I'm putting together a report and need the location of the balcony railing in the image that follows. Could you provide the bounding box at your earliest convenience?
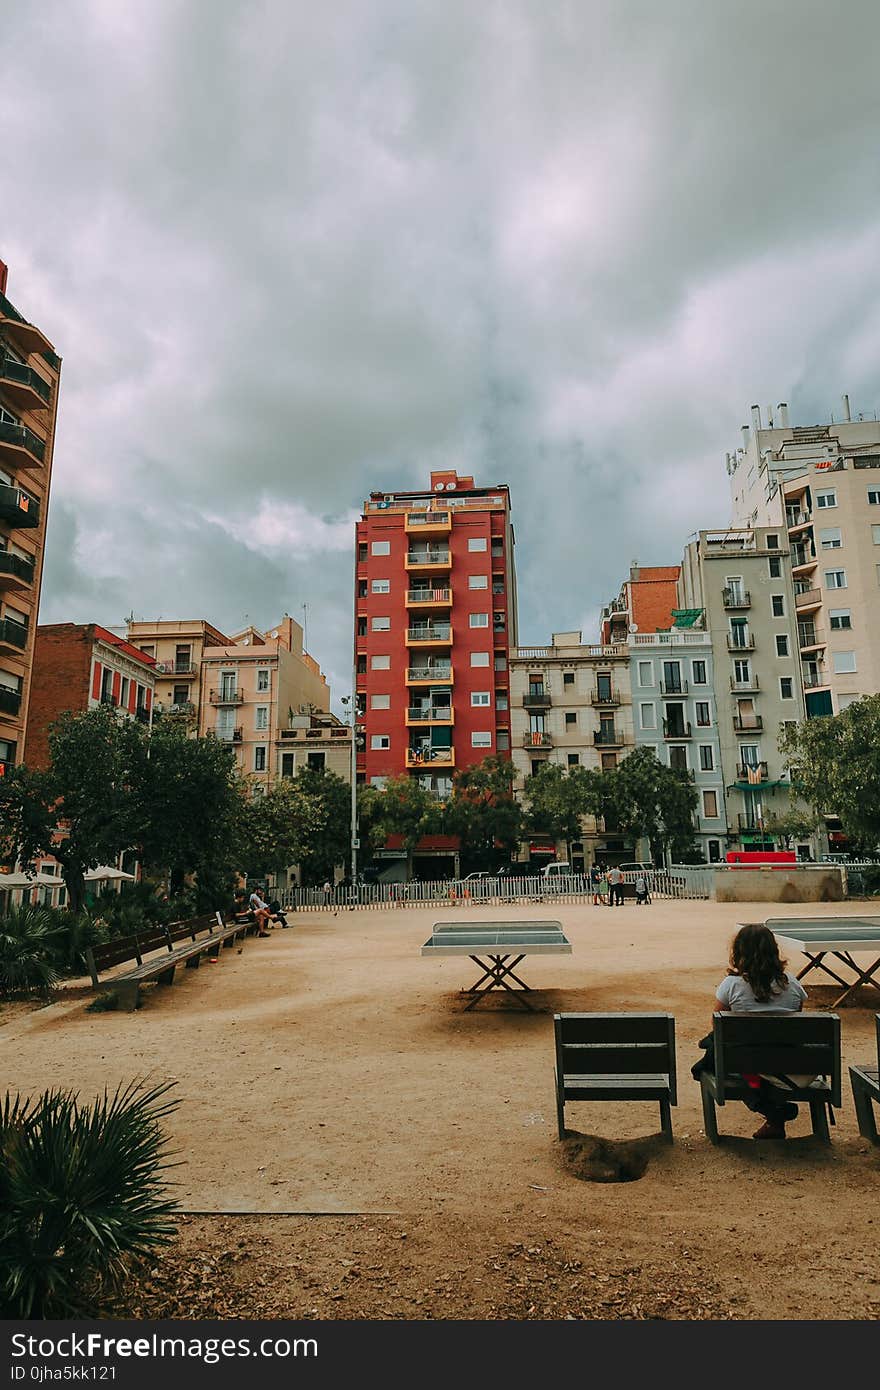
[405,548,451,568]
[407,665,452,683]
[0,358,52,412]
[591,689,620,705]
[0,684,22,715]
[0,295,55,358]
[662,720,692,740]
[733,715,764,733]
[802,671,829,689]
[523,691,551,707]
[722,588,751,609]
[726,632,755,651]
[210,687,243,704]
[737,761,769,782]
[0,617,28,650]
[216,727,243,742]
[795,587,822,609]
[407,707,453,722]
[659,679,688,695]
[786,510,812,529]
[730,675,760,692]
[0,419,46,469]
[594,728,623,746]
[406,625,452,643]
[406,746,455,767]
[134,705,151,724]
[737,813,775,832]
[791,544,816,568]
[406,587,451,605]
[798,625,825,649]
[523,732,553,748]
[0,485,39,529]
[0,551,35,587]
[404,511,451,534]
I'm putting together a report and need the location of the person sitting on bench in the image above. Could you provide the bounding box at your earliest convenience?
[693,923,813,1140]
[248,886,275,936]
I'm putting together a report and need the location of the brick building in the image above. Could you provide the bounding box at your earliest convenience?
[355,470,517,797]
[25,623,157,768]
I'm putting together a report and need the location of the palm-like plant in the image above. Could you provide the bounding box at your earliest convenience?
[0,1080,179,1317]
[0,903,64,996]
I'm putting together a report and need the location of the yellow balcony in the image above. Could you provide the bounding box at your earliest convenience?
[406,746,456,769]
[405,547,451,572]
[406,664,453,686]
[405,586,452,609]
[406,706,455,726]
[405,510,452,536]
[405,624,453,647]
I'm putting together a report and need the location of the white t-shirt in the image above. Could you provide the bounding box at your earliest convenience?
[716,971,806,1014]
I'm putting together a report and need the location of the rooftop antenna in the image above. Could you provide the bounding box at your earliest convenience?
[302,602,309,650]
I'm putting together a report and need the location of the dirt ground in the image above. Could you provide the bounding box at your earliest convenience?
[4,899,880,1321]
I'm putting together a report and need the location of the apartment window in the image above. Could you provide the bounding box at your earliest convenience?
[372,578,390,593]
[639,703,656,730]
[370,694,390,710]
[832,651,857,674]
[371,654,391,670]
[471,732,492,748]
[819,527,842,550]
[357,580,368,598]
[601,753,617,770]
[372,616,391,631]
[495,691,508,710]
[469,612,489,627]
[868,489,880,505]
[564,711,577,726]
[468,537,487,552]
[357,618,367,638]
[669,745,688,772]
[358,543,368,562]
[370,776,387,789]
[370,734,390,750]
[255,706,269,730]
[771,595,785,617]
[766,534,779,550]
[702,790,719,818]
[257,669,270,691]
[768,556,782,578]
[468,575,488,589]
[699,745,714,771]
[872,525,880,545]
[138,644,155,658]
[494,654,507,671]
[254,746,267,772]
[280,752,295,778]
[816,490,837,508]
[371,540,390,556]
[563,672,575,687]
[567,753,579,767]
[776,635,789,657]
[471,652,490,667]
[825,569,847,589]
[471,691,490,706]
[829,609,852,630]
[307,751,325,772]
[637,660,653,686]
[695,701,710,727]
[733,659,750,684]
[496,730,510,752]
[780,678,794,700]
[691,660,707,684]
[119,677,129,709]
[356,656,367,674]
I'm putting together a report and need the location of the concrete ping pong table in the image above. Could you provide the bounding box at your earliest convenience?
[420,920,572,1010]
[765,915,880,1008]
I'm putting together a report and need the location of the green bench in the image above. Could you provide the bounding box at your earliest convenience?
[85,912,249,1011]
[554,1012,677,1142]
[849,1014,880,1144]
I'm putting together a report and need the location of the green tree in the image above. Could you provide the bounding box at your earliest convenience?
[599,747,699,862]
[779,695,880,851]
[443,755,523,869]
[523,763,596,852]
[236,775,328,881]
[293,768,352,883]
[357,776,438,879]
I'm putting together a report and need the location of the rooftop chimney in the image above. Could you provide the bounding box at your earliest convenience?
[842,393,851,423]
[751,404,762,432]
[777,402,789,427]
[741,424,750,448]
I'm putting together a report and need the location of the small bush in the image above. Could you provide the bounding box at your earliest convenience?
[0,1080,179,1317]
[0,905,64,996]
[862,865,880,896]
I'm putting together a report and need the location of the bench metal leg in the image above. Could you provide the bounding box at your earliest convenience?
[116,982,139,1012]
[554,1070,565,1140]
[809,1098,831,1143]
[850,1073,879,1143]
[700,1072,720,1144]
[659,1096,673,1144]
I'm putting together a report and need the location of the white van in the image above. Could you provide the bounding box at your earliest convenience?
[541,861,572,881]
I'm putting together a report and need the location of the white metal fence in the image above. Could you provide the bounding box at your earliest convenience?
[280,866,715,911]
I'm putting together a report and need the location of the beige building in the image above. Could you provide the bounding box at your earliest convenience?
[677,528,815,853]
[727,401,880,716]
[509,632,634,868]
[198,616,330,789]
[275,710,353,783]
[0,264,61,777]
[126,619,233,723]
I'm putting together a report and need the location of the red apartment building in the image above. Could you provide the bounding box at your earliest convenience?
[24,623,157,769]
[356,471,518,797]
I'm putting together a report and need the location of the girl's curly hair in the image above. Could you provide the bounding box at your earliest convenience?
[729,923,789,1002]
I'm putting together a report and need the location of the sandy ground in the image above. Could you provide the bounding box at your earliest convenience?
[3,899,880,1321]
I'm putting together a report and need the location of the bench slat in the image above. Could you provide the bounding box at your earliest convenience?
[556,1013,673,1044]
[560,1043,672,1074]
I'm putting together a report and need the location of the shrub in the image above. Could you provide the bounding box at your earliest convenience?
[0,1080,179,1317]
[0,905,64,996]
[55,909,110,976]
[861,865,880,896]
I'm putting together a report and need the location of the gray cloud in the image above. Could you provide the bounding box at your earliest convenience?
[3,0,880,704]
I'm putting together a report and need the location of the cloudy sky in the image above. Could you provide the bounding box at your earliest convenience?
[3,1,880,705]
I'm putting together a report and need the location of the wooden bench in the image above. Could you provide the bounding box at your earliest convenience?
[554,1012,677,1142]
[849,1013,880,1144]
[699,1012,841,1144]
[84,911,249,1011]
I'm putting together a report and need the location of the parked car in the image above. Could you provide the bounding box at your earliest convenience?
[618,862,654,875]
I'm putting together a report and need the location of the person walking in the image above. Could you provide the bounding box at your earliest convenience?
[590,863,602,906]
[607,864,624,906]
[598,866,609,906]
[323,879,338,917]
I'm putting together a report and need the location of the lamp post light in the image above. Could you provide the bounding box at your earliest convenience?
[340,694,359,891]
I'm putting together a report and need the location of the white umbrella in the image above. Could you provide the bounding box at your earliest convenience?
[0,871,64,888]
[84,865,137,882]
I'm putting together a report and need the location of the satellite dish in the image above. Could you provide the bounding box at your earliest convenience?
[434,482,444,491]
[629,623,639,633]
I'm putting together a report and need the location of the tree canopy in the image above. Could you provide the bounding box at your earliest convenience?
[442,754,522,869]
[779,695,880,851]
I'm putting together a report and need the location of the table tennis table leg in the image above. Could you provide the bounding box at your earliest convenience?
[463,954,534,1010]
[796,951,852,990]
[830,953,880,1009]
